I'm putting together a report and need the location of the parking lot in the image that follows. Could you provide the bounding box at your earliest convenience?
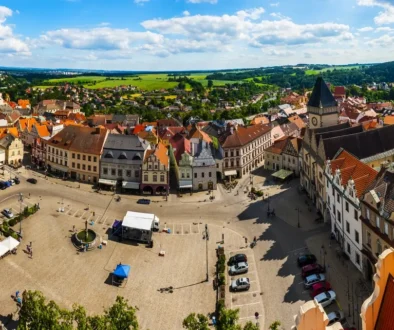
[227,249,264,328]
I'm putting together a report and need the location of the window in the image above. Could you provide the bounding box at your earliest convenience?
[59,151,62,157]
[194,173,197,179]
[135,170,139,178]
[153,174,157,182]
[384,222,389,235]
[118,169,122,177]
[72,153,75,159]
[209,172,212,178]
[160,175,165,182]
[225,152,228,157]
[88,156,91,162]
[82,164,86,170]
[327,180,329,188]
[125,170,131,177]
[355,230,360,244]
[376,216,380,229]
[337,193,340,203]
[345,202,349,212]
[111,169,116,176]
[327,196,330,205]
[346,221,350,233]
[366,208,370,220]
[144,174,148,182]
[367,231,371,246]
[202,172,205,178]
[354,209,358,220]
[377,239,382,254]
[187,173,190,178]
[148,164,152,170]
[72,162,75,168]
[332,187,335,196]
[77,154,80,160]
[88,165,91,171]
[337,211,341,223]
[93,166,97,172]
[77,163,80,169]
[356,253,360,265]
[103,168,108,175]
[82,155,86,161]
[64,161,67,167]
[94,157,97,162]
[347,243,351,254]
[181,172,185,178]
[154,164,158,169]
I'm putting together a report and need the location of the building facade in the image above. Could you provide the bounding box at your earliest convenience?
[99,134,149,191]
[325,151,377,272]
[220,123,271,179]
[0,134,23,167]
[192,141,217,191]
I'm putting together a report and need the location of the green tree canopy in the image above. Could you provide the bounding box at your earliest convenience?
[182,313,210,330]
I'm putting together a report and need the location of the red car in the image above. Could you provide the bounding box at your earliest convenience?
[310,281,332,298]
[302,263,325,278]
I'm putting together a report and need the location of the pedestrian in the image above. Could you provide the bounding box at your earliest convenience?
[253,236,257,243]
[30,250,33,259]
[72,225,75,232]
[15,290,19,299]
[28,193,31,198]
[29,241,32,248]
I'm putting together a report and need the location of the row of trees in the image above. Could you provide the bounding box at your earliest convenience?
[16,290,281,330]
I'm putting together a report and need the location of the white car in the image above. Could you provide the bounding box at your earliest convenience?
[2,209,14,218]
[229,262,249,275]
[314,290,336,307]
[327,311,345,326]
[304,273,326,288]
[231,277,250,292]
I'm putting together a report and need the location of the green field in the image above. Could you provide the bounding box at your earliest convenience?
[305,65,361,75]
[40,73,239,91]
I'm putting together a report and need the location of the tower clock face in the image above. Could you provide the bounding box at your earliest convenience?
[312,117,318,126]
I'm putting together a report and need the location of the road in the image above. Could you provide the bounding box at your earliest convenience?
[0,166,348,329]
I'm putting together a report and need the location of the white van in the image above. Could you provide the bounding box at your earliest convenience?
[153,216,160,231]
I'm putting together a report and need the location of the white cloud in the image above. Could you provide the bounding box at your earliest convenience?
[375,26,393,31]
[0,6,30,55]
[270,12,290,20]
[358,26,374,32]
[183,10,190,16]
[236,7,265,20]
[134,0,150,4]
[270,2,280,7]
[357,0,394,24]
[187,0,218,4]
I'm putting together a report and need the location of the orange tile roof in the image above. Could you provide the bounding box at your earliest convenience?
[188,126,212,144]
[154,142,169,167]
[265,136,289,154]
[142,121,157,127]
[330,150,378,198]
[35,124,50,138]
[251,116,269,125]
[288,115,306,130]
[19,118,38,132]
[384,116,394,126]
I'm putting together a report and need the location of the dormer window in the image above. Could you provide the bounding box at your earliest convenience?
[118,152,127,160]
[132,153,142,160]
[104,152,113,158]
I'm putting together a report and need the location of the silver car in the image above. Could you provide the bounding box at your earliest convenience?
[229,262,249,275]
[327,311,345,326]
[304,273,326,289]
[2,209,14,218]
[314,290,336,307]
[231,277,250,292]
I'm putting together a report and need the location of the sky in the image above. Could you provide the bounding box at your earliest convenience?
[1,0,394,70]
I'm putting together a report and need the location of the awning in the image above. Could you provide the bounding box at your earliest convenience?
[49,163,68,172]
[224,170,237,176]
[179,180,193,189]
[122,181,140,189]
[0,236,20,258]
[272,169,293,180]
[99,178,117,186]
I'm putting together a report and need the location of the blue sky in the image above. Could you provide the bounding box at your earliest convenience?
[1,0,394,70]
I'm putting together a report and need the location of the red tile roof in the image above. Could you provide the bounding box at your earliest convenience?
[334,86,346,96]
[330,150,378,198]
[265,136,289,154]
[220,124,271,148]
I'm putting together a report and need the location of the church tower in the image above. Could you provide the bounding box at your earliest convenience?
[308,77,338,128]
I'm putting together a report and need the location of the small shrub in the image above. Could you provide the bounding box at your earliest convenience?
[10,232,19,240]
[218,273,226,286]
[8,219,17,226]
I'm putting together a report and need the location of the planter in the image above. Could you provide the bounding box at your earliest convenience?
[219,285,226,300]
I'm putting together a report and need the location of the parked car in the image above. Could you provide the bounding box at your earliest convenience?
[229,254,247,265]
[0,182,7,190]
[310,281,332,298]
[231,277,250,292]
[229,262,249,275]
[27,178,37,184]
[327,311,345,326]
[302,263,325,278]
[297,254,317,267]
[9,179,15,186]
[2,209,14,218]
[304,273,326,289]
[14,177,20,184]
[137,199,150,205]
[313,290,336,307]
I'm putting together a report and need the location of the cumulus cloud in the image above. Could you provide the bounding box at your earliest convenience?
[357,0,394,24]
[0,6,30,55]
[187,0,218,4]
[358,26,374,32]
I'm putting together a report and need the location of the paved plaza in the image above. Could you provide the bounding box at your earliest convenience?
[0,166,372,329]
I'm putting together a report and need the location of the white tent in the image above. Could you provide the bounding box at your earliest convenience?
[122,211,155,231]
[0,236,20,258]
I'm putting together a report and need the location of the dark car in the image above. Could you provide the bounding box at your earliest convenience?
[27,178,37,184]
[14,177,20,184]
[302,263,325,278]
[0,182,7,190]
[297,254,317,267]
[229,254,248,265]
[137,199,151,205]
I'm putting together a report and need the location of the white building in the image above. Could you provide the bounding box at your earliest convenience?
[325,150,378,272]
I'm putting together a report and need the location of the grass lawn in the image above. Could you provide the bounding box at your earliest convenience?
[44,76,107,83]
[305,70,320,75]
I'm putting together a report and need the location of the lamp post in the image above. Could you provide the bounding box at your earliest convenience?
[320,244,326,269]
[18,193,23,235]
[295,207,301,228]
[205,224,209,282]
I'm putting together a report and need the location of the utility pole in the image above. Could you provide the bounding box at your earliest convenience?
[205,224,209,282]
[18,193,23,235]
[295,207,301,228]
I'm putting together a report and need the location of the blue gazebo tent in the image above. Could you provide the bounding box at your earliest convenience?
[112,263,131,286]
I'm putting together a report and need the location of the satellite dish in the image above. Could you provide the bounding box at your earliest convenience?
[167,113,172,118]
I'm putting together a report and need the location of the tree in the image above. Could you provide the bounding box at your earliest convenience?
[207,80,214,89]
[217,306,241,330]
[18,291,139,330]
[269,321,281,330]
[243,322,259,330]
[182,313,210,330]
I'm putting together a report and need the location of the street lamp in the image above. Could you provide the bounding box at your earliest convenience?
[18,193,23,235]
[320,244,326,269]
[295,207,301,228]
[205,224,209,282]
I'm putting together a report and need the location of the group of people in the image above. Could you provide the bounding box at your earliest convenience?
[26,242,33,258]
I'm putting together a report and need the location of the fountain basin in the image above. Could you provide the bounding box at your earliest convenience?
[73,229,98,250]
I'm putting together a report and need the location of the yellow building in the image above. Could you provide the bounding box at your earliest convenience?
[0,134,23,167]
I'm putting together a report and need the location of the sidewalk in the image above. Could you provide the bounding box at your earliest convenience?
[306,232,373,328]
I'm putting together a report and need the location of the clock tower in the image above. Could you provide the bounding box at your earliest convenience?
[308,77,338,129]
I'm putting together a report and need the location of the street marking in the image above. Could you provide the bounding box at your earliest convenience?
[232,290,260,296]
[73,210,78,217]
[232,301,261,308]
[239,316,259,321]
[287,246,308,254]
[298,281,304,285]
[336,299,342,310]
